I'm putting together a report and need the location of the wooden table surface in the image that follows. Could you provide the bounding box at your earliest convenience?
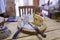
[4,17,60,40]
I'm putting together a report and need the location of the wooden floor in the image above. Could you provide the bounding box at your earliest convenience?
[4,17,60,40]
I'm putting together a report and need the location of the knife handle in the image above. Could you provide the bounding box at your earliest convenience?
[34,27,46,38]
[12,27,22,39]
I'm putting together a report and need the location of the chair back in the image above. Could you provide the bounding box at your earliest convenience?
[19,6,36,17]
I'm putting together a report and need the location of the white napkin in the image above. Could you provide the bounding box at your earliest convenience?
[21,22,34,30]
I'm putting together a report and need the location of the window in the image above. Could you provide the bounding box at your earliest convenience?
[0,0,6,13]
[15,0,33,16]
[23,0,33,6]
[39,0,45,6]
[45,0,48,4]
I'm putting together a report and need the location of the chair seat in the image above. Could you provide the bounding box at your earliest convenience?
[7,16,18,22]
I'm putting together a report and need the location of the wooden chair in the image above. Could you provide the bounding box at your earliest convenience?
[19,6,40,17]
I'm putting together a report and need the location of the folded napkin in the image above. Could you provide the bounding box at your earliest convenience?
[21,22,34,30]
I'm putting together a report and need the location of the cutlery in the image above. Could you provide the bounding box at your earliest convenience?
[12,27,22,39]
[28,22,46,38]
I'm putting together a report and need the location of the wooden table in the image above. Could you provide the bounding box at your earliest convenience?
[4,17,60,40]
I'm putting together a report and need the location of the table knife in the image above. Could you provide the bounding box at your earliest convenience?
[28,22,46,38]
[12,27,22,39]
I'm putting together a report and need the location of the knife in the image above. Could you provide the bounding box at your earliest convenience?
[12,27,22,39]
[28,22,46,38]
